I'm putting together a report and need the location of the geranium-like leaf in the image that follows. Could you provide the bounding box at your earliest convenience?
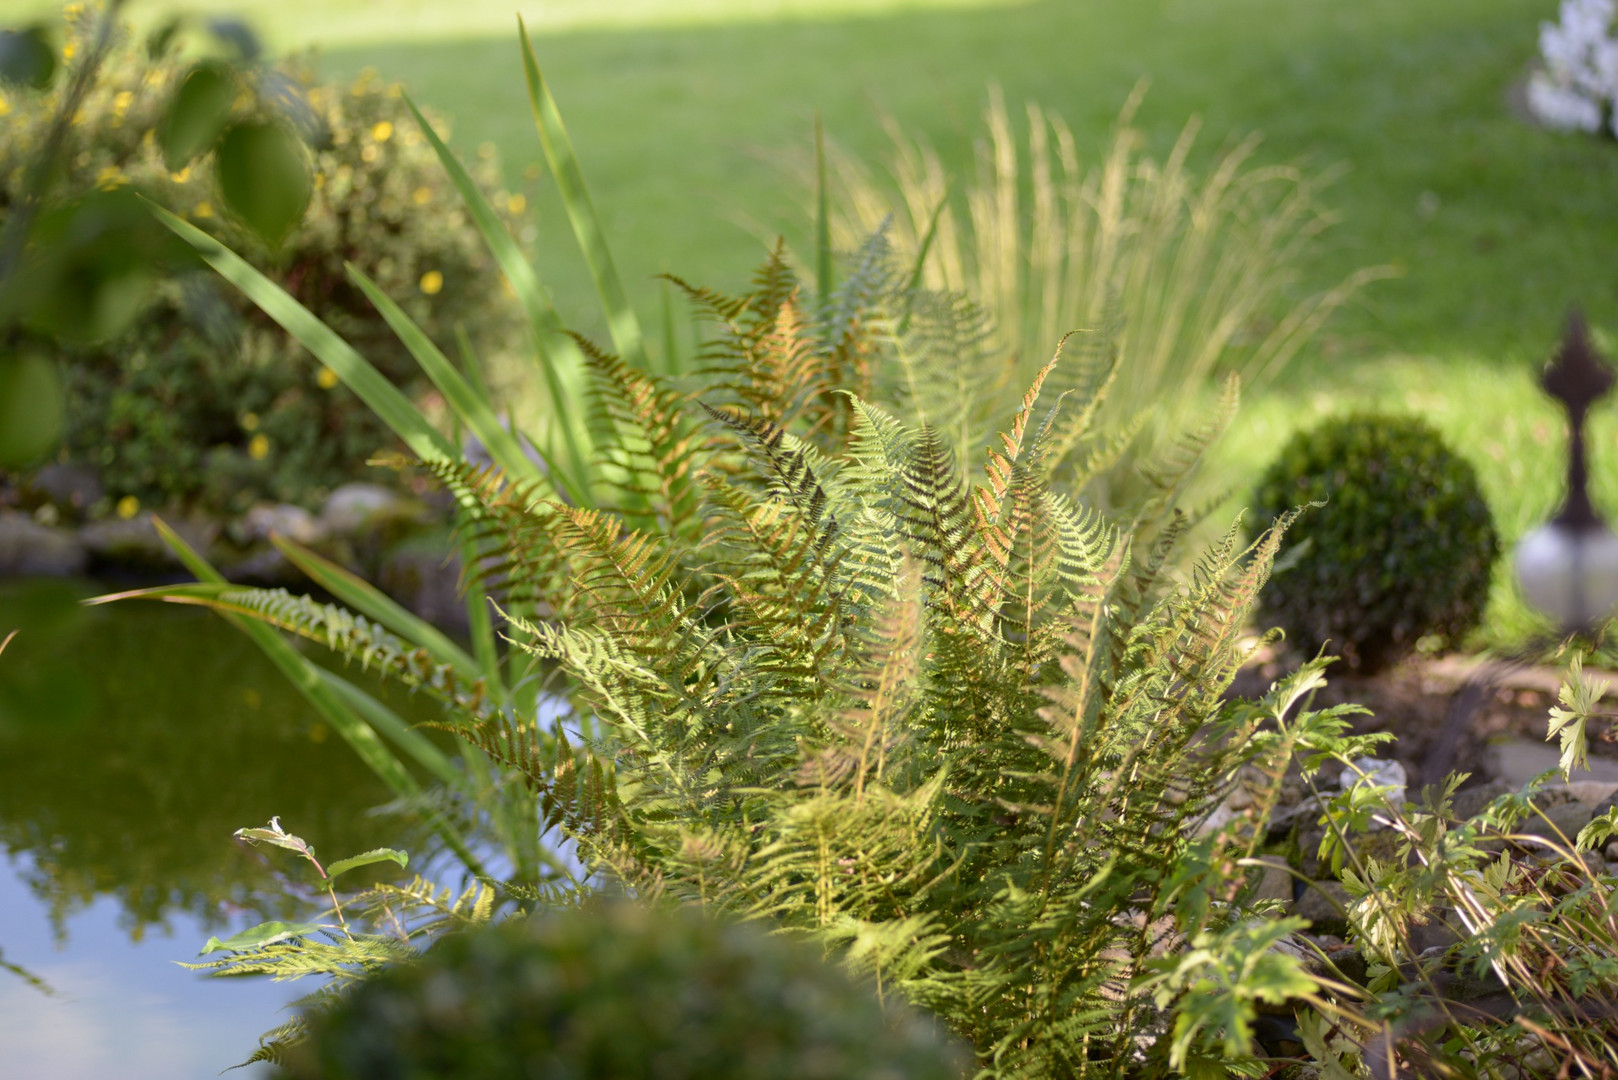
[199,920,323,955]
[325,848,409,882]
[215,120,311,246]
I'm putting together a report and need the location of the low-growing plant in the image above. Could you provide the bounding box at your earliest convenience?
[0,3,518,514]
[1251,411,1500,673]
[1279,654,1618,1078]
[285,899,971,1080]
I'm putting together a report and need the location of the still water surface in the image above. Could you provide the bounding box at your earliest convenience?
[0,578,438,1077]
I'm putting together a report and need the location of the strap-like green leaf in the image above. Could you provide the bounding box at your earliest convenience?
[402,95,594,501]
[518,17,648,373]
[149,205,457,466]
[346,263,573,501]
[814,111,833,303]
[131,517,487,878]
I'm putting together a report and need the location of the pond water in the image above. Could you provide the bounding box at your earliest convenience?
[0,578,440,1077]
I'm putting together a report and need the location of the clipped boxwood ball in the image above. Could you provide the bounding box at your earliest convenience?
[1251,412,1499,673]
[287,901,970,1080]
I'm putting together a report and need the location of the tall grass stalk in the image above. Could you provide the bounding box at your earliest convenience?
[827,86,1391,432]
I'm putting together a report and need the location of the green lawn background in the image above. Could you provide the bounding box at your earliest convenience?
[6,0,1616,644]
[6,0,1609,364]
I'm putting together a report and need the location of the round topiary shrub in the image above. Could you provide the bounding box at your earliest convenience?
[287,901,971,1080]
[1251,411,1499,674]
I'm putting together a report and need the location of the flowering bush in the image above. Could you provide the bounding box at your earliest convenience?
[0,6,521,515]
[1527,0,1618,137]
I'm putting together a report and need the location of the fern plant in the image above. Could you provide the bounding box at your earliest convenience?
[144,249,1368,1072]
[100,23,1385,1073]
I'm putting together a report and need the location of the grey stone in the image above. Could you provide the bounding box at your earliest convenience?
[321,483,422,537]
[1489,736,1618,785]
[1408,910,1463,953]
[1294,881,1352,938]
[0,511,87,576]
[1340,756,1407,810]
[1564,780,1618,809]
[240,503,324,546]
[80,513,216,569]
[1450,780,1512,821]
[1246,857,1295,906]
[378,546,468,632]
[1517,799,1594,844]
[28,464,103,516]
[216,544,299,586]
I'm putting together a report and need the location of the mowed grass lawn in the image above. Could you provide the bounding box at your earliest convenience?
[7,0,1617,645]
[5,0,1604,364]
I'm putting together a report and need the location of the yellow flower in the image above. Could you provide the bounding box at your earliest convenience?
[412,186,431,205]
[240,411,260,431]
[112,90,133,114]
[194,201,214,218]
[313,172,325,190]
[370,120,393,142]
[477,141,496,160]
[0,93,11,118]
[419,270,444,296]
[506,193,526,215]
[115,495,139,519]
[62,42,76,61]
[317,367,340,389]
[96,165,125,189]
[361,144,378,163]
[248,433,271,460]
[170,165,191,183]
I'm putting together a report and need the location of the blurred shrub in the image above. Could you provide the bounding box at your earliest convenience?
[1251,411,1499,673]
[288,900,970,1080]
[0,5,519,514]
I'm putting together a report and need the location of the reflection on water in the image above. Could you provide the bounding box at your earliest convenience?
[0,578,437,1074]
[0,856,294,1079]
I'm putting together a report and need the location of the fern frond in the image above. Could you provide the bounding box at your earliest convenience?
[207,588,494,721]
[571,330,705,535]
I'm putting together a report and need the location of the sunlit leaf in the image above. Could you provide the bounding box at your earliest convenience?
[200,920,324,955]
[215,120,311,246]
[325,848,409,882]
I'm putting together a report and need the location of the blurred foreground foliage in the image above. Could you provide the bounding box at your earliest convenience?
[0,2,519,513]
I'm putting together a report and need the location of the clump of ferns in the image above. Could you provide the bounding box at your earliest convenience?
[431,342,1353,1073]
[178,242,1358,1074]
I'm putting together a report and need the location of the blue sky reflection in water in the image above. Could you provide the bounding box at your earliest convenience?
[0,854,288,1079]
[0,579,453,1074]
